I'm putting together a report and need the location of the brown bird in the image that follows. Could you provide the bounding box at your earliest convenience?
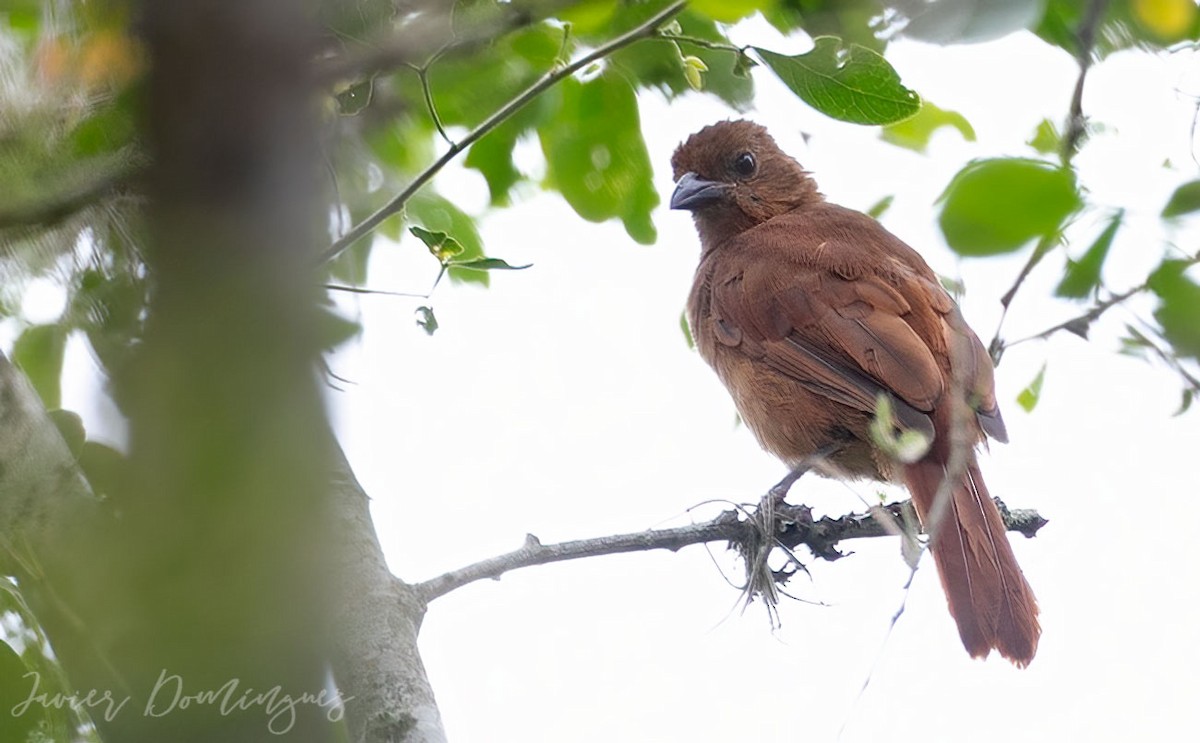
[671,120,1039,666]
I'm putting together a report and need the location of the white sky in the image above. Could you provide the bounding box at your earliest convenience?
[49,17,1200,743]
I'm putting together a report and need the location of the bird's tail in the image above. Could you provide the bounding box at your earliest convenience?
[903,457,1040,666]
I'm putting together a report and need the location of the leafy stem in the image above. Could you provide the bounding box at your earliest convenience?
[317,0,689,266]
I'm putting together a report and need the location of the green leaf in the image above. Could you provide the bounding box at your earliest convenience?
[688,0,773,23]
[557,0,620,34]
[319,0,395,47]
[409,226,464,263]
[1027,118,1061,155]
[48,409,86,457]
[680,309,695,350]
[1016,363,1047,412]
[866,194,894,219]
[1118,323,1154,359]
[407,192,488,286]
[1162,180,1200,218]
[71,91,137,157]
[880,100,975,152]
[0,640,44,743]
[422,23,565,129]
[1176,388,1195,416]
[754,39,921,125]
[415,306,438,335]
[537,73,659,244]
[447,257,532,272]
[938,158,1081,256]
[335,79,374,116]
[1055,210,1122,299]
[79,440,127,499]
[463,105,550,206]
[732,51,758,78]
[1148,260,1200,359]
[869,393,931,463]
[682,55,709,91]
[12,324,68,409]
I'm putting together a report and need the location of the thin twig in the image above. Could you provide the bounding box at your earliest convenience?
[413,62,454,146]
[317,0,688,266]
[990,229,1059,363]
[656,33,747,55]
[1005,282,1145,348]
[414,498,1046,602]
[323,283,433,299]
[1005,250,1200,350]
[991,0,1109,361]
[1132,318,1200,393]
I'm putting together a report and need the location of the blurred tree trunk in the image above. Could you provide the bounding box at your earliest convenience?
[103,0,335,740]
[0,1,448,740]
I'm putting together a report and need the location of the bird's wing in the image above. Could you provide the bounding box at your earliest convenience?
[707,225,947,437]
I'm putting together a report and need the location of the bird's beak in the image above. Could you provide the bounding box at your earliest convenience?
[670,172,729,211]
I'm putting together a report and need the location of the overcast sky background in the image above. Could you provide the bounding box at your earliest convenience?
[46,14,1200,743]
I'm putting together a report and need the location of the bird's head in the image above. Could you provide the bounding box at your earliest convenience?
[670,120,821,247]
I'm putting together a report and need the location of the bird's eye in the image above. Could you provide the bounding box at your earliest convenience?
[733,152,756,177]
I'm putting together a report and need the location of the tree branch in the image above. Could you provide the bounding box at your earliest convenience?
[415,497,1047,602]
[316,0,688,266]
[328,443,445,743]
[1062,0,1110,160]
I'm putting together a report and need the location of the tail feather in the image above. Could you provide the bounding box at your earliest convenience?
[903,458,1040,666]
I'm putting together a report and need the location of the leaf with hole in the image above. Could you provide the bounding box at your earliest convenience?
[409,226,464,264]
[754,39,921,125]
[407,192,488,286]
